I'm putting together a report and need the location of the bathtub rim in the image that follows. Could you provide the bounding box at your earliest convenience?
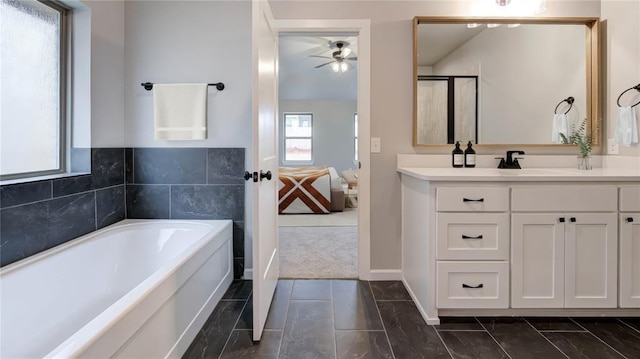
[0,219,233,359]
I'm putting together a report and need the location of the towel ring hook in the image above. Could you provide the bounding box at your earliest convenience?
[617,84,640,108]
[554,96,574,115]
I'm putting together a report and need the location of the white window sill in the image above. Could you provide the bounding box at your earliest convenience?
[282,161,314,166]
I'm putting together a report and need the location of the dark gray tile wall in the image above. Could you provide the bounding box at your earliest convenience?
[125,147,245,278]
[0,148,126,267]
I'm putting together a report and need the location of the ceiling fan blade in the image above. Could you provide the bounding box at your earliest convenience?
[345,56,358,61]
[308,55,333,59]
[314,61,336,68]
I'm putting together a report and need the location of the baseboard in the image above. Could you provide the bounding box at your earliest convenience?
[402,276,440,325]
[244,268,401,281]
[243,268,253,280]
[368,269,402,281]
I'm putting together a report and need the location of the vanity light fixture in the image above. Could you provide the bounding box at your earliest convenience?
[487,23,501,28]
[496,0,511,5]
[467,23,482,28]
[507,23,521,28]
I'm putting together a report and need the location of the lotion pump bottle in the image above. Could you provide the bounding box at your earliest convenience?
[452,141,464,168]
[464,141,476,168]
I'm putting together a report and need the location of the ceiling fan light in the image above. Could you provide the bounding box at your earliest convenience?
[340,62,348,72]
[332,62,340,72]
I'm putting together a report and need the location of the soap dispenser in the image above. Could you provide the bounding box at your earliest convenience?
[464,141,476,168]
[452,141,464,168]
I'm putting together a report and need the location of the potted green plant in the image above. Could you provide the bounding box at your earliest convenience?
[560,118,593,170]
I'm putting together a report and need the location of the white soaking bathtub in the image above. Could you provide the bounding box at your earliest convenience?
[0,219,233,359]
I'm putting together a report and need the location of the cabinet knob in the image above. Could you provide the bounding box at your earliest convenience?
[570,217,576,223]
[627,217,634,223]
[462,283,484,289]
[559,217,565,223]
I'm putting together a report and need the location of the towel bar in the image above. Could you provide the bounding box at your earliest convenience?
[141,82,225,91]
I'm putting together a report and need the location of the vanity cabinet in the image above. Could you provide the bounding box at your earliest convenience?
[511,213,618,308]
[619,186,640,308]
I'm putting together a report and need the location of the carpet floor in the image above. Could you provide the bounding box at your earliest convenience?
[279,226,358,279]
[278,208,357,227]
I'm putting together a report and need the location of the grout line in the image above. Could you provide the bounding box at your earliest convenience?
[476,317,514,359]
[617,318,640,334]
[276,280,295,358]
[368,281,397,359]
[432,326,455,359]
[569,318,630,359]
[1,183,123,210]
[124,148,128,219]
[522,317,570,359]
[374,299,416,302]
[333,329,387,332]
[169,185,172,219]
[218,294,251,359]
[435,329,488,332]
[94,190,98,229]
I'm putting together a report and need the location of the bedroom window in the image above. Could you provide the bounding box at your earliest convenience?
[284,113,313,162]
[1,0,68,180]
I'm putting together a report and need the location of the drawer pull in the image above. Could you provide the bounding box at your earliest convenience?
[626,217,634,223]
[463,198,484,203]
[462,234,483,240]
[462,283,484,289]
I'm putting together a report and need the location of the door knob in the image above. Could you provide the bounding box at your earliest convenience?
[260,170,272,181]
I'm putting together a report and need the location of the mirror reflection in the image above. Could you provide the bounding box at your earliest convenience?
[415,20,591,145]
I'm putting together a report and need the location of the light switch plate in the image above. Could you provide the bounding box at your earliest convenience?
[607,138,619,155]
[371,137,381,153]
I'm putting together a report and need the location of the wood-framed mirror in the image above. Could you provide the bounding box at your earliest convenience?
[413,17,600,147]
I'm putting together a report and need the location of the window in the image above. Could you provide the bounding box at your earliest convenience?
[1,0,68,180]
[354,113,358,162]
[283,113,313,162]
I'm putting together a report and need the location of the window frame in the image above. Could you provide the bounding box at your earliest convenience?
[354,113,358,163]
[282,112,314,164]
[0,0,69,181]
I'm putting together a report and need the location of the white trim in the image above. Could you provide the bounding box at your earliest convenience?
[369,269,402,281]
[439,309,640,317]
[403,276,441,325]
[273,19,372,280]
[243,268,253,280]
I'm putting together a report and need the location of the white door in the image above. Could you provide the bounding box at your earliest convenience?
[620,214,640,308]
[564,213,617,308]
[511,214,565,308]
[251,0,279,342]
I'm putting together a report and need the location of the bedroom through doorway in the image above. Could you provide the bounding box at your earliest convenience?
[277,33,359,279]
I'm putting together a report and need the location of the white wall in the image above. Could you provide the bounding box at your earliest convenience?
[270,0,601,270]
[433,25,586,144]
[124,0,253,150]
[87,0,125,147]
[602,0,640,157]
[279,100,357,174]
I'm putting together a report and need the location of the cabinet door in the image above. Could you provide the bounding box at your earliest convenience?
[512,214,565,308]
[620,214,640,308]
[565,214,617,308]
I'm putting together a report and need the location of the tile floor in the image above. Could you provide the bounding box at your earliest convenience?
[183,280,640,359]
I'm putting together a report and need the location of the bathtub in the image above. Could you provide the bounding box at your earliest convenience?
[0,219,233,358]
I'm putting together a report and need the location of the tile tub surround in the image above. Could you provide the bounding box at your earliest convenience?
[0,148,126,267]
[185,279,640,359]
[125,147,246,278]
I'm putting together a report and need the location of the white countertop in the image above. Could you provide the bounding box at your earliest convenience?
[397,167,640,182]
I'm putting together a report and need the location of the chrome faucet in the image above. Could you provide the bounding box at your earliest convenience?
[497,150,525,169]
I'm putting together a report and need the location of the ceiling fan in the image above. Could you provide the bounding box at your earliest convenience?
[309,41,358,72]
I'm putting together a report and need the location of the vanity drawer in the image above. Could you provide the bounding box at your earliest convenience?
[437,213,509,260]
[437,187,509,212]
[511,186,617,212]
[620,186,640,212]
[437,261,509,309]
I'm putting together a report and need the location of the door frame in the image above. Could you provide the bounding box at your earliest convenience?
[273,19,372,280]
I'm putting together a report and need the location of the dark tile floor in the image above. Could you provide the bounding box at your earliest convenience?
[183,280,640,359]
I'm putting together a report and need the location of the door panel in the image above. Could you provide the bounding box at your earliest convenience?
[511,214,564,308]
[564,214,617,308]
[620,214,640,308]
[252,0,278,342]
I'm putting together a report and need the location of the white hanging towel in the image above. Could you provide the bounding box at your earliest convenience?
[153,83,208,140]
[613,106,639,147]
[551,113,570,143]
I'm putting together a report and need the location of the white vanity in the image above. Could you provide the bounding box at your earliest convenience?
[398,164,640,325]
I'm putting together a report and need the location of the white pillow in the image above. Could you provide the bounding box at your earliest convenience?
[328,167,342,191]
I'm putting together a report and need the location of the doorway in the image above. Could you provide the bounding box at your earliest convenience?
[276,34,359,278]
[276,20,370,279]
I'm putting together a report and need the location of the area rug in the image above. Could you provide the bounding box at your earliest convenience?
[278,208,357,227]
[279,226,358,278]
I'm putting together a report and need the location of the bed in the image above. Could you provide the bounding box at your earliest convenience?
[278,166,344,214]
